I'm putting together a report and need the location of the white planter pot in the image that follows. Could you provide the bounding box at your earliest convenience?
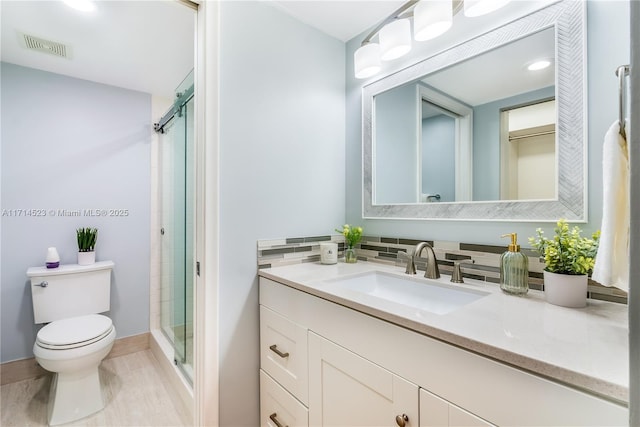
[77,251,96,266]
[543,270,588,308]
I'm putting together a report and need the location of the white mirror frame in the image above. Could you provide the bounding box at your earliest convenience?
[363,0,586,222]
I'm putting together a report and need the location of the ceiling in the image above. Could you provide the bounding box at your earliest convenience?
[271,1,405,42]
[0,0,399,99]
[1,1,196,99]
[0,1,553,102]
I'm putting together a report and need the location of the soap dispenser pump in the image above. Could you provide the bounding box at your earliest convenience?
[500,233,529,295]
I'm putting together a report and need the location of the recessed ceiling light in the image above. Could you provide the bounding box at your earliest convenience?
[63,0,96,12]
[527,60,551,71]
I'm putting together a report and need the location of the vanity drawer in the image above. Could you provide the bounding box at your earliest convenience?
[260,305,308,404]
[260,370,308,427]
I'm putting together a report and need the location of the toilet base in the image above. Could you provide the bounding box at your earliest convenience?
[48,367,104,426]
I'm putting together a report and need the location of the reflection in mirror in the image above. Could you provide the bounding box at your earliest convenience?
[374,27,555,204]
[363,0,586,221]
[419,85,473,203]
[500,99,556,200]
[422,101,456,203]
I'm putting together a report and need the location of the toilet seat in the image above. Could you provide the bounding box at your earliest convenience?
[37,314,113,350]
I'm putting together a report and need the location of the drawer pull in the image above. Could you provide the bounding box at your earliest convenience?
[269,412,288,427]
[269,344,290,358]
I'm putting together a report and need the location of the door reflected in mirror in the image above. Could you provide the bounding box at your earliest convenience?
[422,102,456,203]
[373,27,556,204]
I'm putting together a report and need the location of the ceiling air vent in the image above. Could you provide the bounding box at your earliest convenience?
[22,34,68,59]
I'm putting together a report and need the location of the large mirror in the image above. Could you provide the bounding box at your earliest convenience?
[363,0,586,221]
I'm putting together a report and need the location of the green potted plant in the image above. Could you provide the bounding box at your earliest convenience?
[335,224,363,263]
[529,219,599,308]
[76,227,98,265]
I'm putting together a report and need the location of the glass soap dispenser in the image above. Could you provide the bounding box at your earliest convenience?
[500,233,529,295]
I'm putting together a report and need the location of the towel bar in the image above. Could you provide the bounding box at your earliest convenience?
[616,64,630,139]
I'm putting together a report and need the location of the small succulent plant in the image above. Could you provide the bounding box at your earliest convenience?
[529,219,599,275]
[76,227,98,252]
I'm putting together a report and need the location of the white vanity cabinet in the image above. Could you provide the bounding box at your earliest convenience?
[307,331,489,427]
[259,276,627,427]
[260,306,308,404]
[260,370,308,427]
[309,332,419,426]
[420,389,493,427]
[260,305,309,426]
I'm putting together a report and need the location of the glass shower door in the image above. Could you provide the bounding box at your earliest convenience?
[160,72,194,383]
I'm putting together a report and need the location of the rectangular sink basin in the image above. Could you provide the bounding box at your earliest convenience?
[323,271,488,315]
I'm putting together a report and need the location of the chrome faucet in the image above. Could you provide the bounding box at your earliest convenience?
[401,242,440,279]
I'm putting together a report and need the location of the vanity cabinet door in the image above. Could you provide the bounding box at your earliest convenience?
[261,370,308,427]
[420,389,493,427]
[260,305,308,404]
[308,332,418,427]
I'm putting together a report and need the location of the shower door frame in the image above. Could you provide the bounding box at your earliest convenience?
[191,1,220,426]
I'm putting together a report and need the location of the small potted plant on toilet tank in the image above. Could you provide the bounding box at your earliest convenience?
[77,227,98,265]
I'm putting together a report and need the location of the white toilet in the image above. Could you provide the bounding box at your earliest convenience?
[27,260,116,426]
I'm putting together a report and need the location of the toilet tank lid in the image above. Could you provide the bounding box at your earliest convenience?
[27,260,114,277]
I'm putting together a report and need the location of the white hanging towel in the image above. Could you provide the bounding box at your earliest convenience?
[592,120,629,291]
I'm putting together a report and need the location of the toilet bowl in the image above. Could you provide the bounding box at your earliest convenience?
[34,314,116,426]
[27,260,116,426]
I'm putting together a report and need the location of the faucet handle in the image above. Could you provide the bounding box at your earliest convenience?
[450,260,475,283]
[397,251,416,275]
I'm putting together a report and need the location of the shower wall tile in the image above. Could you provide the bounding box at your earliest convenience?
[257,233,627,305]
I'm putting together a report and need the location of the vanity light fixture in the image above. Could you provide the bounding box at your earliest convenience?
[379,18,412,60]
[463,0,510,17]
[354,0,510,79]
[414,0,453,41]
[527,59,552,71]
[355,43,382,79]
[63,0,96,12]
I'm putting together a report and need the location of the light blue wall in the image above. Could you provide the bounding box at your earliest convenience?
[473,85,555,200]
[0,63,151,362]
[375,84,418,203]
[218,3,345,425]
[346,0,629,244]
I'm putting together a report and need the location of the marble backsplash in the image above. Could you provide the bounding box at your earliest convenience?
[257,234,627,305]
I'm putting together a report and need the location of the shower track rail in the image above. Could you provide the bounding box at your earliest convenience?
[154,84,194,134]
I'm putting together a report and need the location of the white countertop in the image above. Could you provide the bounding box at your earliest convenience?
[259,260,629,404]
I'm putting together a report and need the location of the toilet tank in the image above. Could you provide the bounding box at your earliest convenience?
[27,260,114,324]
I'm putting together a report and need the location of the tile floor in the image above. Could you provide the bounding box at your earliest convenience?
[0,350,192,427]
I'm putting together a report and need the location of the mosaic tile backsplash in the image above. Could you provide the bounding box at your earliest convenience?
[257,234,627,305]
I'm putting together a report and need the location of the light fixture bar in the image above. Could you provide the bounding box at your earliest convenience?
[360,0,464,46]
[360,0,419,45]
[355,0,507,79]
